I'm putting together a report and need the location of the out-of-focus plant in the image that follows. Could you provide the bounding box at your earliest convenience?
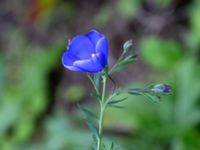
[0,29,64,150]
[20,110,91,150]
[140,37,182,70]
[116,0,142,17]
[62,30,171,150]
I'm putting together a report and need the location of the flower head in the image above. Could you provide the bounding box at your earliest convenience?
[152,84,171,95]
[62,30,109,73]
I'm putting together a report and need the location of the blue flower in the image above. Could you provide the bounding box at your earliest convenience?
[62,30,109,73]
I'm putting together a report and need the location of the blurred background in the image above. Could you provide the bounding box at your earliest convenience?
[0,0,200,150]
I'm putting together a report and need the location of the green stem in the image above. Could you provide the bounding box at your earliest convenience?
[97,75,107,150]
[88,74,100,96]
[108,51,125,74]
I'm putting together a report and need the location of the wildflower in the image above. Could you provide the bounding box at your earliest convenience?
[62,30,108,73]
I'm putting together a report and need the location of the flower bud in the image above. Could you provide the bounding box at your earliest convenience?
[123,40,133,53]
[152,84,171,94]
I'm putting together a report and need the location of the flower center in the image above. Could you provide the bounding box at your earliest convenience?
[91,53,96,58]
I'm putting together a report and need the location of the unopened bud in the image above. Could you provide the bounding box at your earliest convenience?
[123,40,133,53]
[152,84,171,94]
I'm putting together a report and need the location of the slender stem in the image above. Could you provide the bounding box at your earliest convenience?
[109,51,125,74]
[88,74,100,96]
[97,75,107,150]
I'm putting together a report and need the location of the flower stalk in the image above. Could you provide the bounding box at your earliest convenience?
[97,75,107,150]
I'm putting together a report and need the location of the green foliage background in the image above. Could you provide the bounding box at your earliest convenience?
[0,0,200,150]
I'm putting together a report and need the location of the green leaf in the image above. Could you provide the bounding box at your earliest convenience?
[142,93,160,103]
[155,0,171,8]
[128,88,144,95]
[65,85,85,102]
[116,0,141,17]
[108,97,128,105]
[119,54,137,65]
[108,104,127,109]
[140,37,182,70]
[190,1,200,43]
[112,54,137,73]
[86,121,99,140]
[79,105,99,140]
[110,142,114,150]
[78,105,98,120]
[95,6,112,26]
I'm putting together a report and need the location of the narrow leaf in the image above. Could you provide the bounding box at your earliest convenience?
[87,121,99,139]
[108,104,127,109]
[118,55,135,65]
[112,54,137,73]
[128,88,143,95]
[143,93,160,103]
[110,142,114,150]
[79,105,98,120]
[122,54,136,62]
[102,144,107,150]
[108,97,128,105]
[79,105,99,139]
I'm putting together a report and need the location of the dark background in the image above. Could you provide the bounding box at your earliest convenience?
[0,0,200,150]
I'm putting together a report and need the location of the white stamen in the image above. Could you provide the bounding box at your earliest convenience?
[91,53,96,58]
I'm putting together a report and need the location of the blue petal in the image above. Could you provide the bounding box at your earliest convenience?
[68,35,95,59]
[73,53,106,73]
[62,52,84,72]
[86,30,103,46]
[96,37,109,58]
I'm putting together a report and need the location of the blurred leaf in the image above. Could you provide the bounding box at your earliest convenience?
[0,54,6,90]
[155,0,171,7]
[42,111,91,150]
[190,1,200,43]
[116,0,141,17]
[173,58,200,130]
[142,93,160,103]
[14,117,35,142]
[86,121,99,140]
[140,37,182,69]
[110,142,114,150]
[95,6,112,26]
[65,85,85,102]
[0,101,20,135]
[79,105,98,120]
[185,32,199,53]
